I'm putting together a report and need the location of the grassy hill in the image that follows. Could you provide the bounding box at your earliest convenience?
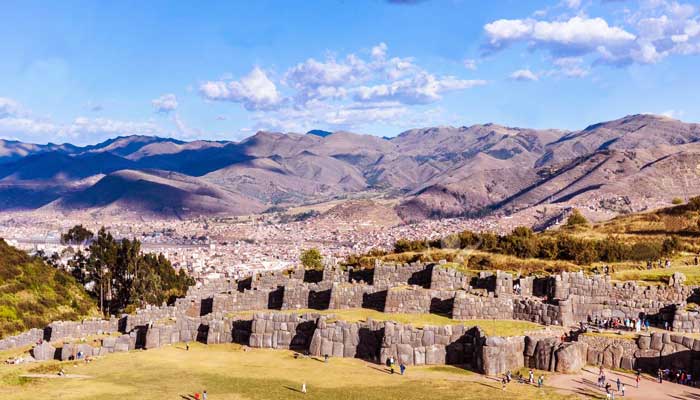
[0,239,97,338]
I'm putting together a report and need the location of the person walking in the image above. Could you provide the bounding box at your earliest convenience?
[538,375,543,388]
[636,371,640,388]
[658,369,663,383]
[400,363,406,375]
[301,382,307,394]
[203,390,208,400]
[616,377,621,392]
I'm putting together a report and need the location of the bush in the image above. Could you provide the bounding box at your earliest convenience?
[300,248,323,270]
[672,197,684,205]
[565,209,589,227]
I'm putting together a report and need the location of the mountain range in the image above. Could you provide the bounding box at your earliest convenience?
[1,114,699,221]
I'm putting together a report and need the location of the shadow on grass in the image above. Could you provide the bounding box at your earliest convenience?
[284,385,303,393]
[366,365,392,374]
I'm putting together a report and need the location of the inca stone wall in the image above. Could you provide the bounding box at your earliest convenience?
[383,287,456,315]
[380,322,482,366]
[248,313,318,350]
[579,331,700,375]
[374,263,432,288]
[452,293,513,320]
[430,265,469,290]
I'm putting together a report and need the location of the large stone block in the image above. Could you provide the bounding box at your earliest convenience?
[554,342,588,374]
[31,342,56,361]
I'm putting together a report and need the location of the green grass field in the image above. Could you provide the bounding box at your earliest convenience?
[228,308,546,336]
[0,343,580,400]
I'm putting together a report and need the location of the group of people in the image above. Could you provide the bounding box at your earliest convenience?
[385,356,407,375]
[597,367,628,399]
[657,368,695,386]
[587,316,650,332]
[500,369,544,390]
[192,390,207,400]
[646,259,673,270]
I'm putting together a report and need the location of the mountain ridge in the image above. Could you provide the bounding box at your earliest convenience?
[1,114,699,222]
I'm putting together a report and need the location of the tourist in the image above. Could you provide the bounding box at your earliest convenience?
[194,393,200,400]
[506,370,512,383]
[529,369,534,384]
[616,377,621,392]
[620,382,625,397]
[186,342,190,351]
[537,375,543,388]
[501,376,507,390]
[635,370,641,388]
[658,369,663,383]
[324,354,328,363]
[400,363,406,375]
[302,382,307,394]
[203,390,207,400]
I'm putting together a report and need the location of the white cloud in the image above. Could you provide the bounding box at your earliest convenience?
[552,57,590,77]
[151,93,179,113]
[0,97,165,143]
[484,19,534,47]
[201,43,486,132]
[354,73,486,104]
[172,113,203,139]
[0,97,21,119]
[200,67,282,111]
[371,42,388,59]
[484,1,700,67]
[566,0,582,9]
[463,58,478,70]
[509,69,539,81]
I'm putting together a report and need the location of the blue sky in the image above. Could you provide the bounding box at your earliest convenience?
[1,0,699,145]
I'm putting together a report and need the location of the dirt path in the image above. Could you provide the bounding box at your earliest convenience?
[548,367,700,399]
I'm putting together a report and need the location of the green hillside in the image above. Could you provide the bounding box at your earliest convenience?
[0,239,97,338]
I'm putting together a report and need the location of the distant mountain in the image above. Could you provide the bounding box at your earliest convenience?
[49,169,264,218]
[2,114,700,222]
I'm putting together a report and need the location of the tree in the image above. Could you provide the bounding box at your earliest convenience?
[300,248,323,270]
[61,225,94,245]
[565,209,588,227]
[66,226,193,316]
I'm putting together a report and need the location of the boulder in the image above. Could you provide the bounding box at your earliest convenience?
[31,342,56,361]
[637,335,651,350]
[554,342,588,374]
[60,344,75,361]
[650,333,663,351]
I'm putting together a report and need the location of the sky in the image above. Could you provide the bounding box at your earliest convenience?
[0,0,699,145]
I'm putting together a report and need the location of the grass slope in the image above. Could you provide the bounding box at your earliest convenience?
[0,343,577,400]
[0,239,97,338]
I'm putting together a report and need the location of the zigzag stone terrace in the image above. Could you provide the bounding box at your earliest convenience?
[4,262,700,377]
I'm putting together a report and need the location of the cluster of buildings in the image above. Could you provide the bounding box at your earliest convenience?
[0,209,516,283]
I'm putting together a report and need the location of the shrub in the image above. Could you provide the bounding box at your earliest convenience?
[672,197,684,205]
[565,209,589,227]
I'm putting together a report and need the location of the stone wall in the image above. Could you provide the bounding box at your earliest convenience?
[374,263,432,288]
[554,271,697,326]
[430,265,469,290]
[383,287,456,315]
[248,313,318,350]
[579,331,700,375]
[452,292,513,320]
[380,322,482,366]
